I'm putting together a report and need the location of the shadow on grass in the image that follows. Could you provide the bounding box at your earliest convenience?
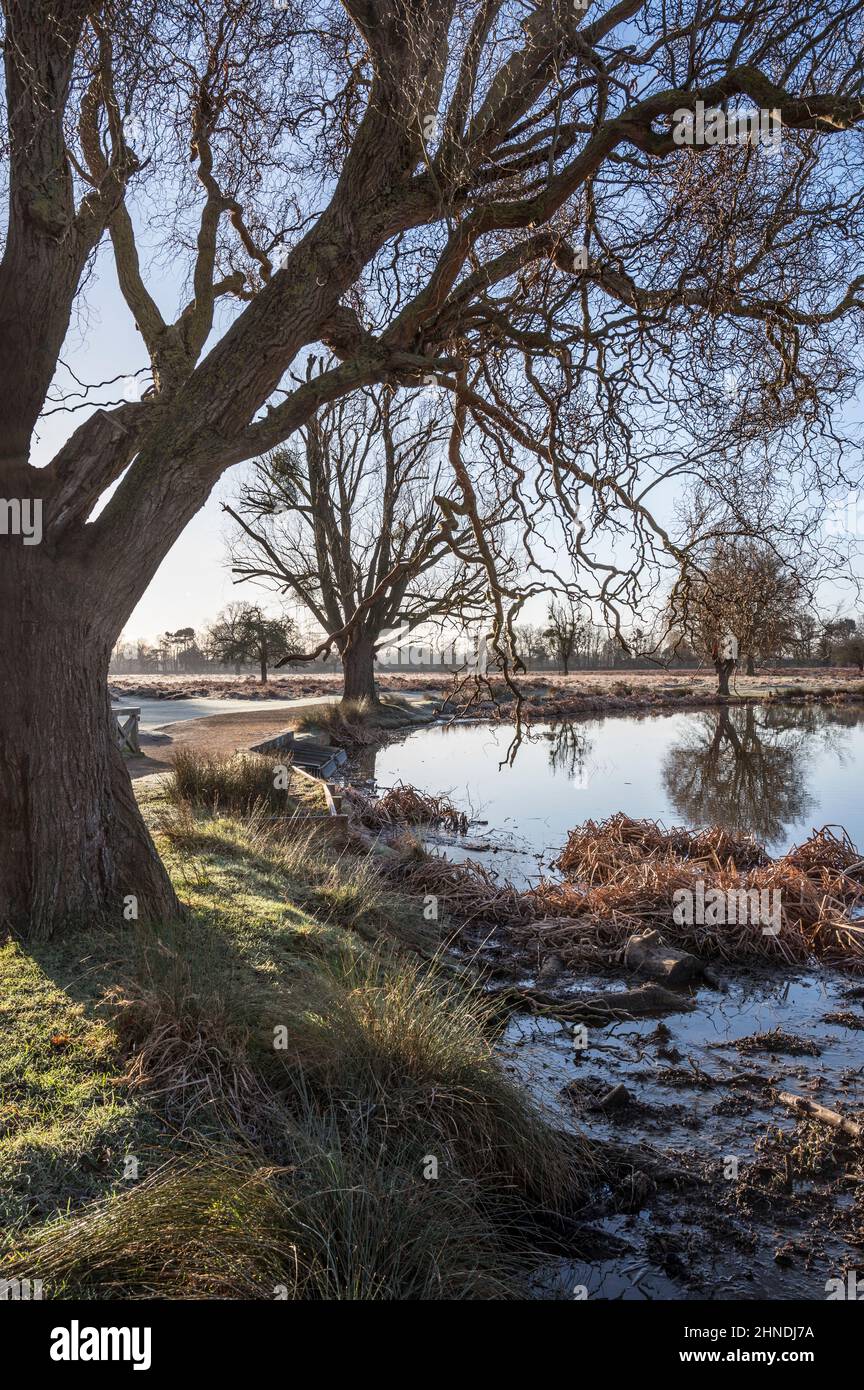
[1,780,592,1300]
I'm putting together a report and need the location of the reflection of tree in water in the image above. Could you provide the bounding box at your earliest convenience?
[661,706,817,847]
[543,721,592,782]
[348,744,379,784]
[758,701,859,749]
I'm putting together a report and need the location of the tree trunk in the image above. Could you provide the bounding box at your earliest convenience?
[259,640,268,684]
[745,653,756,675]
[341,631,378,704]
[715,657,735,697]
[0,557,180,939]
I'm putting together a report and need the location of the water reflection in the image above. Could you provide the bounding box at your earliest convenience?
[367,701,864,881]
[661,704,852,847]
[542,721,592,782]
[660,706,811,845]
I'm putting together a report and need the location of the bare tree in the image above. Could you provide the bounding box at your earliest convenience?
[160,627,196,672]
[669,537,814,692]
[831,620,864,673]
[206,603,298,684]
[514,623,550,669]
[2,0,864,935]
[225,384,486,703]
[544,598,589,675]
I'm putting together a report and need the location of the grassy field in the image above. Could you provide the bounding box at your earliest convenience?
[0,757,586,1300]
[112,666,864,708]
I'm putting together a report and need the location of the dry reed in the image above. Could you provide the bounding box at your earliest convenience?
[523,818,864,970]
[357,799,864,972]
[345,781,469,834]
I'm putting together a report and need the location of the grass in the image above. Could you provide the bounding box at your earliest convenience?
[295,695,427,746]
[0,755,587,1299]
[9,1128,531,1301]
[167,747,325,818]
[0,940,151,1233]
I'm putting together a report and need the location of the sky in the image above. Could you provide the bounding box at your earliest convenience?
[35,242,273,644]
[36,216,864,649]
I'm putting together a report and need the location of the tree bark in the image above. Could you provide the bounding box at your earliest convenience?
[715,657,735,696]
[0,552,180,939]
[341,631,379,705]
[745,653,756,675]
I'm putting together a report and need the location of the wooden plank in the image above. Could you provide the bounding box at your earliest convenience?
[248,728,347,779]
[112,706,141,755]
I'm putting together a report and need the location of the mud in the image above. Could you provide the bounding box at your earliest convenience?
[502,966,864,1299]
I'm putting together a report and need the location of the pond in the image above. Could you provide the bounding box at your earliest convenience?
[370,702,864,884]
[370,700,864,1299]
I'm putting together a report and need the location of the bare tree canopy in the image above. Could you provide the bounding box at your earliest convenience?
[225,383,488,702]
[2,0,864,934]
[206,601,298,683]
[668,536,812,685]
[545,596,590,673]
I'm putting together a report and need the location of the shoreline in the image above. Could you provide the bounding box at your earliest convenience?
[111,667,864,721]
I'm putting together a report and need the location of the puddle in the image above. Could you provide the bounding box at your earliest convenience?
[503,969,864,1145]
[533,1242,686,1300]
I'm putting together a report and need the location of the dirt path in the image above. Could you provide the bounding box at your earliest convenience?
[126,697,435,780]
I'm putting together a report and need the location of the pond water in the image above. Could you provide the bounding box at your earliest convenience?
[370,703,864,883]
[114,693,337,734]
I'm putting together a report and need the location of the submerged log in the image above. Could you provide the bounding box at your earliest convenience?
[536,952,565,986]
[497,980,695,1023]
[777,1091,863,1140]
[624,929,704,986]
[594,1083,632,1111]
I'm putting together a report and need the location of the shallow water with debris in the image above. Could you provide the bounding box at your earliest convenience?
[503,967,864,1299]
[370,704,864,1299]
[371,702,864,887]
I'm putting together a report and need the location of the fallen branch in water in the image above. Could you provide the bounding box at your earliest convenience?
[487,981,695,1023]
[777,1091,863,1140]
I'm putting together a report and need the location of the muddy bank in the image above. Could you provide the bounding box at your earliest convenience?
[340,772,864,1300]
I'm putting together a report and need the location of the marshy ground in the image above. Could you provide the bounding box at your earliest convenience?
[4,698,864,1301]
